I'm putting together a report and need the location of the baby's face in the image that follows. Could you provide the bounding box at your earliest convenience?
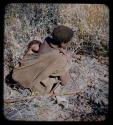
[31,44,39,53]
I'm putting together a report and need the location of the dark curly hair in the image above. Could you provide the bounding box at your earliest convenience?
[51,25,74,47]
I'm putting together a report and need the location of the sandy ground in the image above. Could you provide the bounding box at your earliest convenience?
[4,54,108,121]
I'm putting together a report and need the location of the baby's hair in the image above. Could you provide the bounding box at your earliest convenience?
[24,40,41,56]
[27,40,41,50]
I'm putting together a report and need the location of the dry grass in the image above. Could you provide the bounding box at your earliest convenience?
[4,4,109,121]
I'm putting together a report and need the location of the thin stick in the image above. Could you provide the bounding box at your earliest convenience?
[4,91,80,104]
[4,96,35,104]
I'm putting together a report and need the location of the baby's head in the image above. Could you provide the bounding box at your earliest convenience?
[27,40,41,54]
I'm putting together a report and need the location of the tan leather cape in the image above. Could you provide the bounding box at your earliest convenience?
[12,49,70,94]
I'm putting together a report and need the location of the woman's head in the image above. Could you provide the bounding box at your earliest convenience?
[51,25,74,48]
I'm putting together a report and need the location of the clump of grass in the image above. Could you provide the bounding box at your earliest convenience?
[4,4,109,121]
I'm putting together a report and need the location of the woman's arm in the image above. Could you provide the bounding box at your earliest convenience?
[60,71,71,86]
